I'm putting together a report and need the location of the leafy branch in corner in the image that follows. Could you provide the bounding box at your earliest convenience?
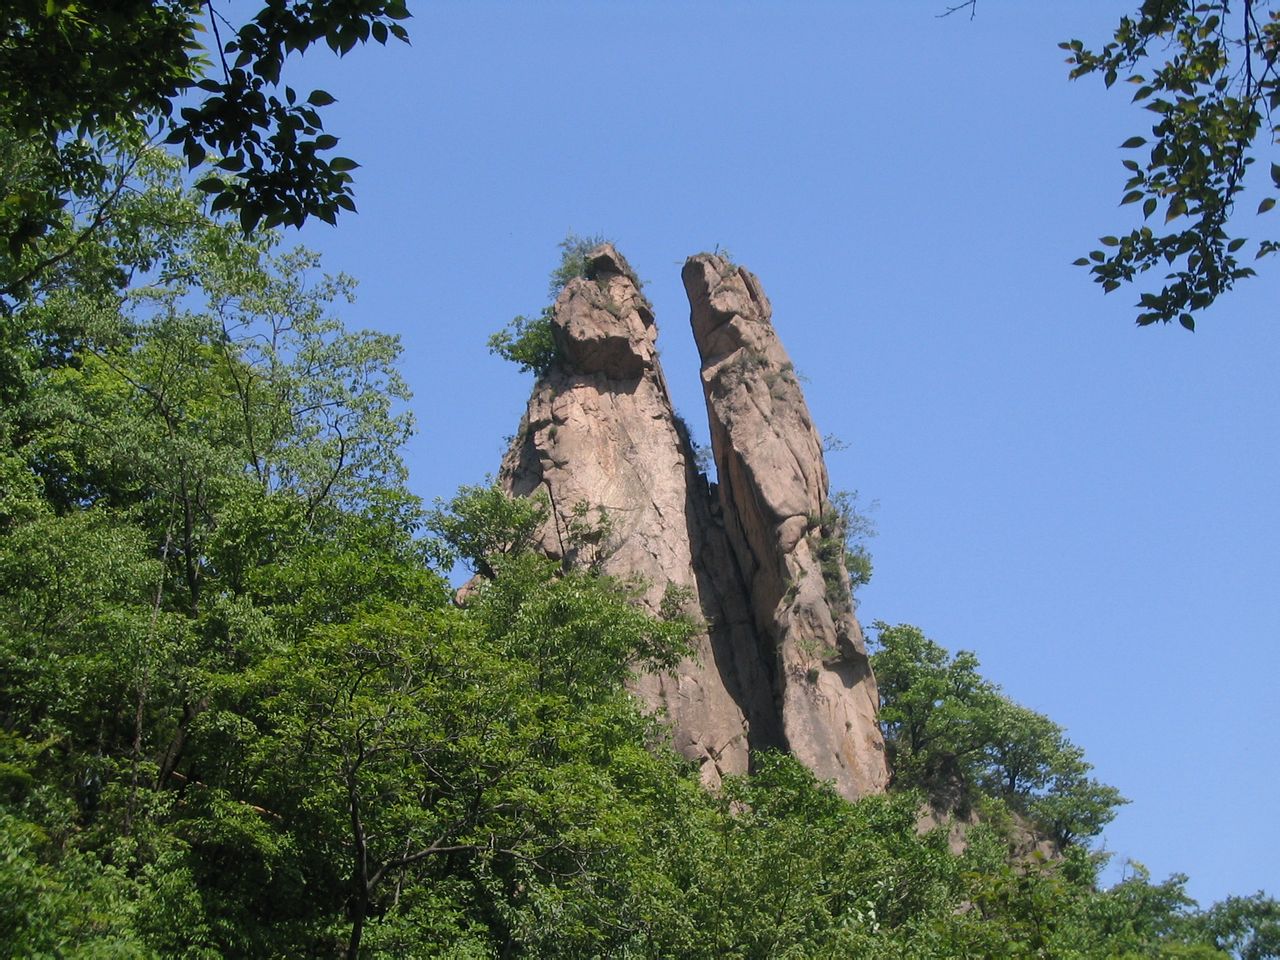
[1064,0,1280,329]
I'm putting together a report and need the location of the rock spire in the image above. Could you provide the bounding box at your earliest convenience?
[498,244,887,798]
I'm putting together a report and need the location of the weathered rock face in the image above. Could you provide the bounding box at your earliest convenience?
[683,253,888,798]
[498,244,887,799]
[499,246,758,787]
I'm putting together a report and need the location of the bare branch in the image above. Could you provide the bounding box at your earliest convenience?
[937,0,976,20]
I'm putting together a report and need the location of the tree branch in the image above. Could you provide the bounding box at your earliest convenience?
[937,0,976,20]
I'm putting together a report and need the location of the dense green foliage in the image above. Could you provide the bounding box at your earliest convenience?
[4,7,1275,954]
[486,307,560,378]
[871,623,1127,848]
[1066,0,1280,328]
[1,0,411,307]
[0,165,1273,957]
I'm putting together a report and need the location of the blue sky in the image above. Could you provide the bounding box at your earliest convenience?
[286,2,1279,903]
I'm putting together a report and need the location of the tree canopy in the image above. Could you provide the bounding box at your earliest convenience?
[870,622,1127,848]
[0,0,411,307]
[0,157,1274,956]
[2,4,1277,955]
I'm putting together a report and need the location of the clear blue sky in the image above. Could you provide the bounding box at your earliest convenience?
[286,2,1279,904]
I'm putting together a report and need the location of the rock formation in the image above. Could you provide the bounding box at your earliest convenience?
[683,253,888,796]
[499,244,887,799]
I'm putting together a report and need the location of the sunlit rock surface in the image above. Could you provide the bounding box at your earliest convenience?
[498,244,887,798]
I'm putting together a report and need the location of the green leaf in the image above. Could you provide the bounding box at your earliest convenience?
[308,89,337,107]
[1120,136,1147,149]
[240,204,262,234]
[1120,191,1143,205]
[1258,198,1276,215]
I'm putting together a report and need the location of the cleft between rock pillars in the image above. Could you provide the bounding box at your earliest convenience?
[498,244,887,799]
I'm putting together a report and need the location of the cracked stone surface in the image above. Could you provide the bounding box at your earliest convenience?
[498,244,887,798]
[684,253,887,798]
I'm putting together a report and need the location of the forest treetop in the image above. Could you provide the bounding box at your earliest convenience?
[1,0,410,301]
[0,135,1275,955]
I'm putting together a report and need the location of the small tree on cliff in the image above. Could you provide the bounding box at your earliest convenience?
[488,233,615,376]
[870,621,1126,845]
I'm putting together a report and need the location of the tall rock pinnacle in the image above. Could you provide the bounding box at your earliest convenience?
[499,244,887,798]
[499,245,758,787]
[683,253,887,797]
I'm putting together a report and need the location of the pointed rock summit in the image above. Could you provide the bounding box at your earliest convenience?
[683,253,887,796]
[499,244,887,799]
